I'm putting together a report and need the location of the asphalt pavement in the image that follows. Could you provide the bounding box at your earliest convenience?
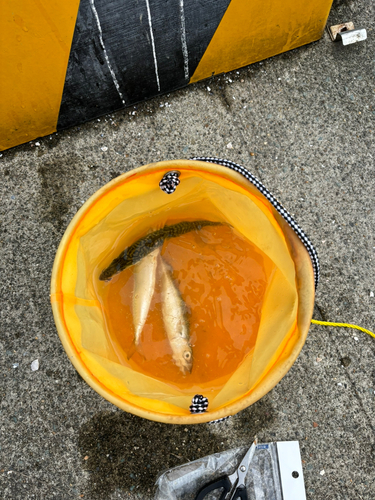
[0,0,374,498]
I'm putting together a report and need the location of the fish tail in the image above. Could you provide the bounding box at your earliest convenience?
[127,340,147,361]
[159,254,172,272]
[127,340,137,359]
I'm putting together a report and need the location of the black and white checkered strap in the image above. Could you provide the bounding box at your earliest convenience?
[208,416,232,424]
[159,170,181,194]
[189,394,209,413]
[191,156,320,289]
[189,394,231,424]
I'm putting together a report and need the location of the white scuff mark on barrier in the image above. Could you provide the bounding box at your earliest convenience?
[90,0,126,105]
[145,0,161,92]
[179,0,189,80]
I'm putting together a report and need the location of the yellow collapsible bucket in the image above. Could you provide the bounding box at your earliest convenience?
[50,158,317,424]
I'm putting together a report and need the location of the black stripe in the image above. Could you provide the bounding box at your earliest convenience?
[58,0,231,129]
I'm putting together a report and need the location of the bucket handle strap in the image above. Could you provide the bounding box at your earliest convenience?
[191,157,320,290]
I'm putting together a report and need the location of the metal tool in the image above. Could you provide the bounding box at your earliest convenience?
[195,441,256,500]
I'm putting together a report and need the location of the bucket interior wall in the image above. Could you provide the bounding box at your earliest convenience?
[52,165,307,418]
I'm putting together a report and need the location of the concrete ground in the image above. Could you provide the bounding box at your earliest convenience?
[1,0,374,498]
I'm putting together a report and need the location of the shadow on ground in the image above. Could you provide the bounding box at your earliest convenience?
[78,398,275,498]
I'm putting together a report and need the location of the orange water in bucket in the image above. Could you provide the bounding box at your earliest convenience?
[96,224,275,392]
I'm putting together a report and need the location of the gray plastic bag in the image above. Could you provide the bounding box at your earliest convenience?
[154,444,283,500]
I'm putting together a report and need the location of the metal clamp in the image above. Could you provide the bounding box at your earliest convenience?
[329,22,367,46]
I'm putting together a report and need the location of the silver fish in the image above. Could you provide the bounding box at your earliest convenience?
[132,247,159,348]
[159,257,193,374]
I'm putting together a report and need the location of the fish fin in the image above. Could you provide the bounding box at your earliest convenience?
[148,220,165,234]
[184,301,192,316]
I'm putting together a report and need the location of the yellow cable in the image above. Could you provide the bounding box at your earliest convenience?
[311,319,375,339]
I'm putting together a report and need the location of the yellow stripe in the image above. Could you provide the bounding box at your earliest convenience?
[190,0,333,83]
[0,0,80,151]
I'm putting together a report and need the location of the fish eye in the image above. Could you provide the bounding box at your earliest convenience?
[184,352,191,360]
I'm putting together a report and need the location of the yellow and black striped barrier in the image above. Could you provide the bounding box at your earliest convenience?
[1,0,333,151]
